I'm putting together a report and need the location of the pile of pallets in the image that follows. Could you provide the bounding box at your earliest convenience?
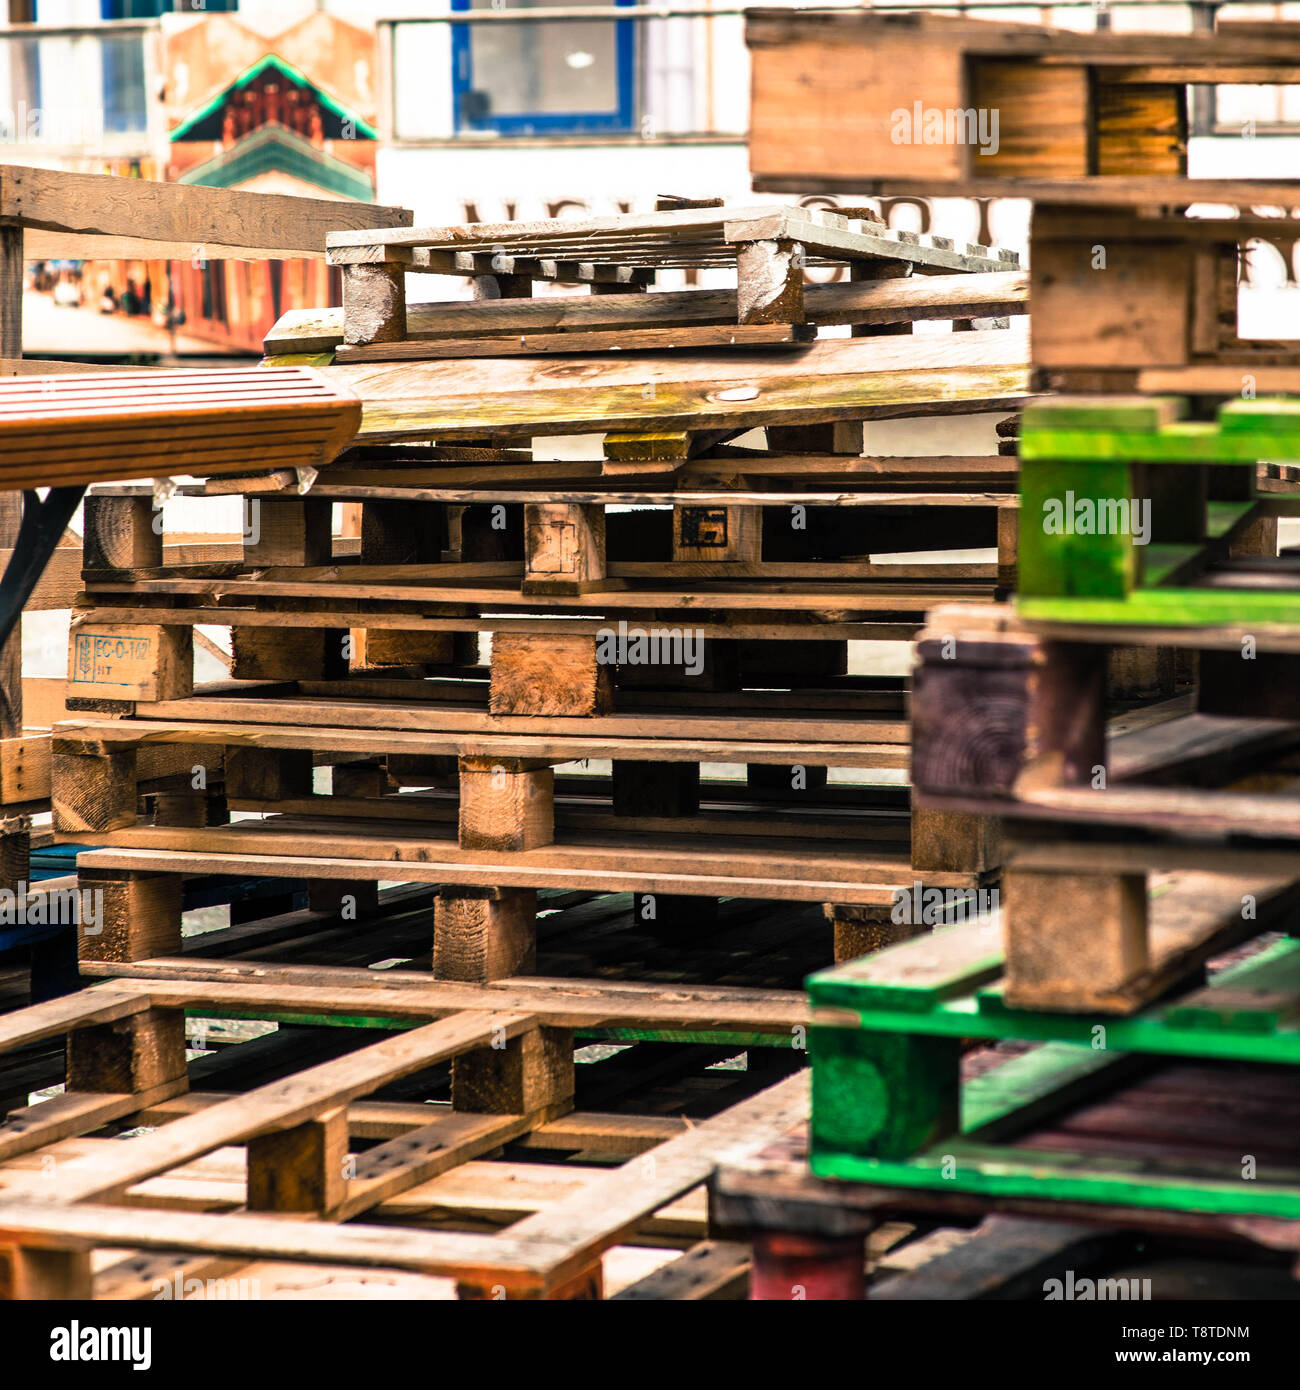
[695,7,1300,1300]
[0,195,1035,1301]
[53,199,1027,978]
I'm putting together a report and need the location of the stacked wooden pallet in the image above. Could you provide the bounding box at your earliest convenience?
[699,8,1300,1299]
[0,199,1032,1300]
[0,862,816,1299]
[56,199,1027,973]
[0,960,808,1299]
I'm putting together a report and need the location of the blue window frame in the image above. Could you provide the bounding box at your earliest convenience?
[450,0,636,136]
[90,2,236,137]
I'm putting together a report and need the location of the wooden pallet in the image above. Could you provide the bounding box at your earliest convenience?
[1014,394,1300,630]
[799,919,1300,1232]
[911,592,1300,1009]
[712,1117,1300,1300]
[269,268,1026,359]
[267,204,1027,442]
[69,493,1011,667]
[0,966,807,1298]
[66,409,1019,685]
[0,869,829,1052]
[1,821,820,1302]
[323,202,1019,351]
[46,686,989,967]
[746,10,1300,195]
[1029,207,1300,393]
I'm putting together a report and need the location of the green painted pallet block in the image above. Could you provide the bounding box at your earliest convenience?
[807,919,1300,1217]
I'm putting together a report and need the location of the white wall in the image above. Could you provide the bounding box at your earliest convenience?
[378,139,753,297]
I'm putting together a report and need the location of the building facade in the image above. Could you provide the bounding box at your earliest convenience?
[3,0,1300,349]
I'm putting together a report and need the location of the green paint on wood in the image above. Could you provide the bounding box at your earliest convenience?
[183,1008,795,1048]
[1019,588,1300,627]
[1022,396,1300,465]
[807,914,1002,1013]
[1018,456,1138,598]
[811,1142,1300,1218]
[810,1024,959,1160]
[810,927,1300,1067]
[1022,396,1186,432]
[809,1035,1300,1216]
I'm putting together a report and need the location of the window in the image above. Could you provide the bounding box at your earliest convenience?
[1208,84,1300,135]
[101,29,147,135]
[451,0,636,136]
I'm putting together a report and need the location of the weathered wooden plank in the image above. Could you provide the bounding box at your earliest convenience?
[0,1200,568,1288]
[80,962,809,1034]
[45,1011,536,1204]
[74,837,944,906]
[319,329,1028,441]
[2,164,410,261]
[54,711,910,760]
[266,271,1027,354]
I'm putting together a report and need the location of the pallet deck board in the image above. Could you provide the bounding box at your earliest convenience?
[285,329,1029,442]
[266,272,1028,356]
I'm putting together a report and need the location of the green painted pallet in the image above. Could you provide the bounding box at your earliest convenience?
[806,917,1300,1217]
[1016,394,1300,626]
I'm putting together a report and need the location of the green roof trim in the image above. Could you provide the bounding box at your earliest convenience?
[178,125,374,203]
[170,53,377,143]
